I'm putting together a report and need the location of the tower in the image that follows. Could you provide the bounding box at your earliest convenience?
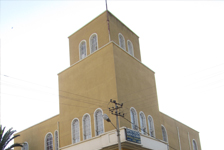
[15,11,201,150]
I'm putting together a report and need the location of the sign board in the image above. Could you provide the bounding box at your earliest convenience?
[125,128,141,144]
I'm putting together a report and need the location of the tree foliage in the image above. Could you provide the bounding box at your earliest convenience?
[0,125,23,150]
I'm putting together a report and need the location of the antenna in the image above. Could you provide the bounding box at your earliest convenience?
[105,0,108,11]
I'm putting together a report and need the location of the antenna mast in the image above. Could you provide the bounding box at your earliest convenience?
[105,0,108,10]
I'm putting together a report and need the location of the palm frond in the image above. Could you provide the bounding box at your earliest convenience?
[5,143,23,150]
[0,125,22,150]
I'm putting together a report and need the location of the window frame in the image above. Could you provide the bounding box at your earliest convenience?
[94,108,105,136]
[148,115,155,137]
[139,111,147,135]
[21,142,29,150]
[82,113,92,140]
[130,107,138,131]
[79,40,87,60]
[118,33,126,50]
[161,125,168,143]
[127,40,134,56]
[54,130,59,150]
[44,132,53,150]
[71,118,80,144]
[192,139,198,150]
[89,33,98,54]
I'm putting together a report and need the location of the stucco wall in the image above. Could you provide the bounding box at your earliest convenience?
[14,115,59,150]
[68,11,109,65]
[68,11,141,66]
[109,12,141,61]
[58,43,118,147]
[160,112,201,150]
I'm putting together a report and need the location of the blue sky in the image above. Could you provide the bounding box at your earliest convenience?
[1,1,224,149]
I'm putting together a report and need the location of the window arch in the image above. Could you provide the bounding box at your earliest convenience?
[45,132,53,150]
[79,40,87,60]
[139,111,147,135]
[83,113,92,140]
[71,118,80,143]
[94,108,104,136]
[118,33,125,50]
[127,40,134,56]
[54,130,59,150]
[21,142,29,150]
[192,139,198,150]
[161,125,168,142]
[89,33,98,53]
[148,115,155,137]
[130,107,138,130]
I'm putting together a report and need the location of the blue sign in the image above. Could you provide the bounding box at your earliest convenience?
[125,128,141,144]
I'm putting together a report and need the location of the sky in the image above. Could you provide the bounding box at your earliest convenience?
[1,0,224,149]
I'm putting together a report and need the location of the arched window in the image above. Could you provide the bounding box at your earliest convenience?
[72,118,80,143]
[127,40,134,56]
[79,40,87,60]
[192,139,198,150]
[89,33,98,53]
[130,107,138,130]
[94,108,104,136]
[21,142,28,150]
[54,130,59,150]
[83,114,91,140]
[161,125,168,142]
[139,112,147,135]
[118,33,125,50]
[148,115,155,137]
[45,133,53,150]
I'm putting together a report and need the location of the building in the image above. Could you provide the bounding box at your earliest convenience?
[15,11,201,150]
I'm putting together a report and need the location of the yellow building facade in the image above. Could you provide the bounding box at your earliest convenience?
[15,11,201,150]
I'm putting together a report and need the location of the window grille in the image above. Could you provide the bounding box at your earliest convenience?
[95,109,104,136]
[127,40,134,56]
[90,34,98,53]
[79,41,87,60]
[55,130,59,150]
[72,119,80,143]
[83,114,91,140]
[161,125,168,142]
[118,33,125,50]
[46,133,53,150]
[139,112,147,135]
[148,116,155,137]
[130,108,138,130]
[193,140,198,150]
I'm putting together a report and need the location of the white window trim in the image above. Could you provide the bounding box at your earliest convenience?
[188,132,192,150]
[147,115,155,138]
[54,130,59,150]
[21,141,29,150]
[127,40,134,56]
[130,107,138,131]
[118,33,126,50]
[82,113,92,140]
[192,139,198,150]
[177,127,181,150]
[79,40,87,60]
[161,124,168,143]
[71,118,80,144]
[139,111,147,135]
[89,33,98,54]
[93,108,105,136]
[44,132,53,150]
